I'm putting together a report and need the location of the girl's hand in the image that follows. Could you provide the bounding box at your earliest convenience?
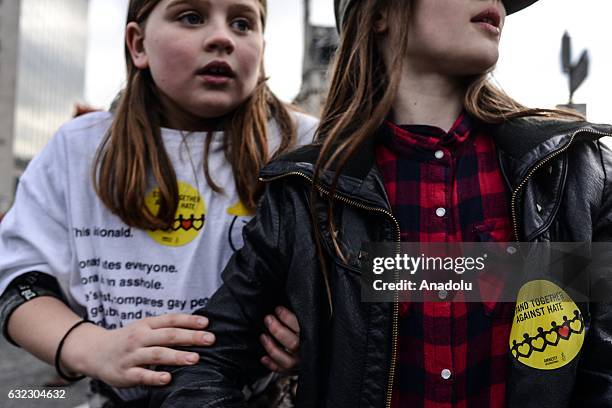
[62,314,214,387]
[260,306,301,374]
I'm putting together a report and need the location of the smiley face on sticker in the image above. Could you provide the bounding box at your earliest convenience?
[509,280,585,370]
[145,181,206,247]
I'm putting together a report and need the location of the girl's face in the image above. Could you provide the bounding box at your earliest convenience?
[127,0,264,127]
[385,0,507,76]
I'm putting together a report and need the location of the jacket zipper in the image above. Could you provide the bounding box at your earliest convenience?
[259,171,401,408]
[510,128,612,241]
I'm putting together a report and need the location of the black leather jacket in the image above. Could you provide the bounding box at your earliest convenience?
[150,117,612,408]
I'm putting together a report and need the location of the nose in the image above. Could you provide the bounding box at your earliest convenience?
[203,24,235,54]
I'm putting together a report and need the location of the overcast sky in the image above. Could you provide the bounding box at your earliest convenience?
[84,0,612,124]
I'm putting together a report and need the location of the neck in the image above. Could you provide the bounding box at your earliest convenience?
[161,106,226,132]
[391,67,465,132]
[157,91,227,132]
[162,115,225,133]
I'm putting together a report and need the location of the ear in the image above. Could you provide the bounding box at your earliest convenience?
[373,10,390,34]
[125,22,149,69]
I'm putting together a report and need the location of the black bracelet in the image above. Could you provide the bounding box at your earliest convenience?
[54,319,92,382]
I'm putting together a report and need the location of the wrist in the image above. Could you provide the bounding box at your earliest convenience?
[59,321,103,378]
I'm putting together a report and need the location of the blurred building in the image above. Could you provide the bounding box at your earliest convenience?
[0,1,21,214]
[0,0,89,213]
[293,0,338,116]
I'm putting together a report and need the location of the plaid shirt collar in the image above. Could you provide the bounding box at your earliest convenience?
[381,112,474,155]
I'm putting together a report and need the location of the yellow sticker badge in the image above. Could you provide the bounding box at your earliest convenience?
[145,182,206,247]
[510,280,585,370]
[226,201,254,252]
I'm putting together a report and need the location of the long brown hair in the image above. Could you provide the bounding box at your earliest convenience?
[94,0,296,230]
[313,0,584,313]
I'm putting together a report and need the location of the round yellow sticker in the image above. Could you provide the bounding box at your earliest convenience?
[145,182,206,247]
[509,280,585,370]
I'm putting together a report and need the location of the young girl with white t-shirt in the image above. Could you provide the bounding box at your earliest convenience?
[0,0,316,405]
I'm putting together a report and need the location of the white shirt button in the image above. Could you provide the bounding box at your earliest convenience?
[438,289,448,300]
[506,246,517,255]
[441,369,452,380]
[436,207,446,217]
[434,150,444,159]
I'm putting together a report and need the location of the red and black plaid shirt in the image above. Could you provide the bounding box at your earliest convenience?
[375,113,514,407]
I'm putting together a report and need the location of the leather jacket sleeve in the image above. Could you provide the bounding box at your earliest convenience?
[0,272,66,346]
[149,181,294,408]
[572,140,612,406]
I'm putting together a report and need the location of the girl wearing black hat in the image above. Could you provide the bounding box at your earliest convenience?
[152,1,612,407]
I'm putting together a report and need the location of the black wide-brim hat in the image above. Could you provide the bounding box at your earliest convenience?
[334,0,539,32]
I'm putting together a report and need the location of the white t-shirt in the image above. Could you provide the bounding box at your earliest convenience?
[0,110,317,329]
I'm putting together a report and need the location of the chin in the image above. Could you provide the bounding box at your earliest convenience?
[192,101,241,119]
[454,52,499,76]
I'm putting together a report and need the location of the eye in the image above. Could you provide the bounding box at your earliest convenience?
[231,18,251,32]
[179,12,203,25]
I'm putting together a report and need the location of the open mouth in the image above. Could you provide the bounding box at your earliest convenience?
[471,8,502,32]
[196,61,236,79]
